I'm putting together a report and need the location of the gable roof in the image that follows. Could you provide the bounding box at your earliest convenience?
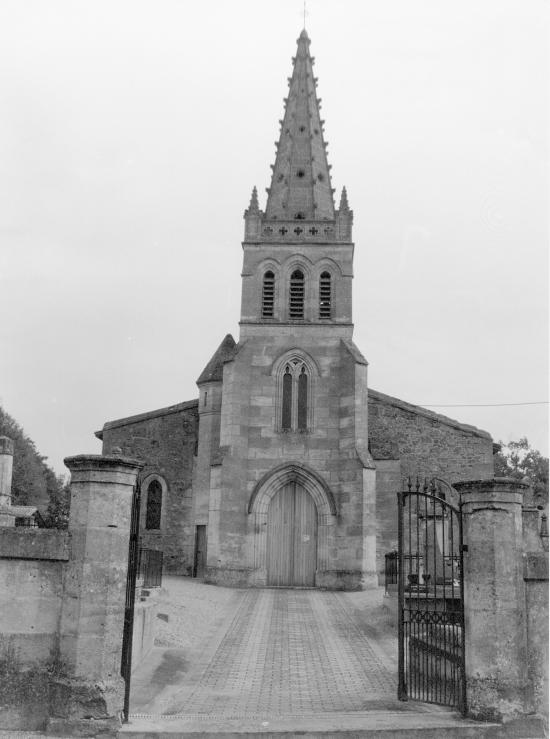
[368,388,491,440]
[95,399,198,440]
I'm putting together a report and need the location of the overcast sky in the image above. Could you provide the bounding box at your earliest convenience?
[0,0,547,477]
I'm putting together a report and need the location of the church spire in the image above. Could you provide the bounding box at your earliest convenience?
[264,29,335,222]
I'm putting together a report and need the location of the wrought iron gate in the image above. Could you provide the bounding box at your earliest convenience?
[121,477,141,722]
[397,478,466,714]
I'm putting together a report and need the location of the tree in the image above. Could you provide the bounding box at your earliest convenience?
[0,404,69,528]
[495,437,549,510]
[44,474,70,529]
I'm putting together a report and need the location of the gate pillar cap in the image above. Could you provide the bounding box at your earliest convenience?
[454,477,529,504]
[454,477,529,493]
[64,455,144,487]
[64,454,144,469]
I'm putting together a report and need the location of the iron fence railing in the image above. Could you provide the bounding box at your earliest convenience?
[388,551,463,593]
[397,480,466,714]
[138,548,163,588]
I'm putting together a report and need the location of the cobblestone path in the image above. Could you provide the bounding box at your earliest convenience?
[135,588,398,718]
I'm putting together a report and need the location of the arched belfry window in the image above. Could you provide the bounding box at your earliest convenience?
[319,271,332,319]
[145,479,162,530]
[262,271,275,318]
[276,357,313,432]
[289,270,305,319]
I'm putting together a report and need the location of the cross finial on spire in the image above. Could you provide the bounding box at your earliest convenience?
[303,0,307,30]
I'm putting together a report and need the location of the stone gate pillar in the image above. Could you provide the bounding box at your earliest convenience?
[454,477,529,722]
[0,436,15,526]
[49,454,143,736]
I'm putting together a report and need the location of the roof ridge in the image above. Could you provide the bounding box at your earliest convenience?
[368,388,492,439]
[95,399,198,439]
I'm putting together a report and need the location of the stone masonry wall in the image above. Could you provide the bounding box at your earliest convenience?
[0,529,69,731]
[207,328,373,589]
[99,401,198,575]
[368,389,494,575]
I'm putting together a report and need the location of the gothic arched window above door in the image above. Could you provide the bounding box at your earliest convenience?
[275,352,316,432]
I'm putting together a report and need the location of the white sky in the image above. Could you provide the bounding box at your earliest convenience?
[0,0,547,477]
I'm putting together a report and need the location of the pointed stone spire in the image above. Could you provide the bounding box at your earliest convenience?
[339,186,350,213]
[265,29,334,222]
[336,186,353,240]
[244,186,263,240]
[245,186,260,216]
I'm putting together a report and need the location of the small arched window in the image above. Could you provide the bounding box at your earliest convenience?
[319,271,332,318]
[145,479,162,530]
[289,270,305,319]
[262,271,275,318]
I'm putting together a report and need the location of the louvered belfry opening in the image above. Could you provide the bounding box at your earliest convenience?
[289,270,305,319]
[319,271,331,318]
[262,271,275,318]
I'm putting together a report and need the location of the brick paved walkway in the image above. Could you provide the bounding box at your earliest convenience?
[131,586,398,719]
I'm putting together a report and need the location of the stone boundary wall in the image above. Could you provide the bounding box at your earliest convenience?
[0,528,70,560]
[522,505,548,720]
[0,529,68,730]
[0,455,144,735]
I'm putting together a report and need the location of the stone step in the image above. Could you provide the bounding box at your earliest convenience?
[118,711,546,739]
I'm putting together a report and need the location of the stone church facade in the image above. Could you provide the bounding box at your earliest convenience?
[96,30,495,589]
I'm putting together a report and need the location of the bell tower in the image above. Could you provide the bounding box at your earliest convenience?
[199,29,376,591]
[241,29,354,332]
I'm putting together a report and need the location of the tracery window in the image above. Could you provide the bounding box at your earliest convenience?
[289,270,305,319]
[279,360,310,431]
[319,271,332,318]
[145,479,162,530]
[282,367,292,430]
[297,367,308,430]
[262,271,275,318]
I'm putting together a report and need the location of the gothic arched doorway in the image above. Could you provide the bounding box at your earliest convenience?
[266,481,318,586]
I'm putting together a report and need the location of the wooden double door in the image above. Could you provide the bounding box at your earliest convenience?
[266,482,318,586]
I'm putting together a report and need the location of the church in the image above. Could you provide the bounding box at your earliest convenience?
[96,29,495,589]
